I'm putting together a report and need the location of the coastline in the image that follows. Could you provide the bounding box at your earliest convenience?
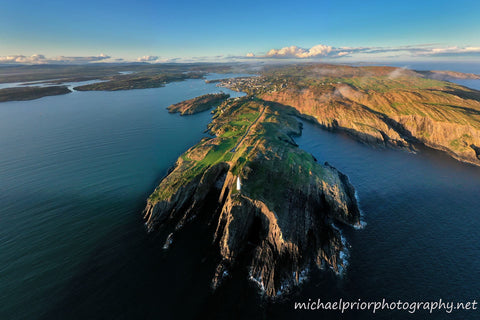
[215,65,480,167]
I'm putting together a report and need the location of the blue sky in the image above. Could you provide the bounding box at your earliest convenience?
[0,0,479,63]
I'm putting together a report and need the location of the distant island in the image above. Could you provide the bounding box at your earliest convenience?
[0,85,71,102]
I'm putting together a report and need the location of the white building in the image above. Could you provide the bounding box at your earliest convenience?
[236,177,241,191]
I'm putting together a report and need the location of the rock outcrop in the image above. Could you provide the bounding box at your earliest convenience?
[143,97,361,297]
[167,93,230,115]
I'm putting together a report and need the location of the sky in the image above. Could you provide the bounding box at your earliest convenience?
[0,0,479,64]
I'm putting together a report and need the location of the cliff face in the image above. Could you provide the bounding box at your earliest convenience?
[143,97,361,296]
[261,88,410,148]
[257,66,480,166]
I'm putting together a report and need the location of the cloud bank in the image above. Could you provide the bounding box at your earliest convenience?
[135,55,184,63]
[0,53,111,64]
[246,44,480,60]
[265,44,333,58]
[2,44,479,65]
[137,55,160,62]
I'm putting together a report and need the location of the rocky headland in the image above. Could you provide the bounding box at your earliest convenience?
[143,96,361,297]
[167,93,230,115]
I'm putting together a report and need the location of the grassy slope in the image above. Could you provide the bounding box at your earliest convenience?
[148,96,335,215]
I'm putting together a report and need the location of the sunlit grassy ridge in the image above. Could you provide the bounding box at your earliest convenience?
[147,96,334,211]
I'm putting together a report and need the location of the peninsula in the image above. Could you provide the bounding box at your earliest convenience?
[0,85,71,102]
[73,72,205,91]
[144,95,361,297]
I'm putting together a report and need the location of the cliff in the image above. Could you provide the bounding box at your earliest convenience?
[143,97,361,297]
[219,64,480,166]
[167,93,230,115]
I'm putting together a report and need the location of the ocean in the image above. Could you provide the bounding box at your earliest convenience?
[0,65,479,319]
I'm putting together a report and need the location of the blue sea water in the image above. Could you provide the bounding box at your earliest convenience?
[0,75,244,319]
[0,65,479,319]
[279,122,480,320]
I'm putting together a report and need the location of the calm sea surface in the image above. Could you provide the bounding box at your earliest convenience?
[0,75,245,319]
[0,66,479,319]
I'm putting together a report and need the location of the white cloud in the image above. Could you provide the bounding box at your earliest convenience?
[387,66,410,79]
[0,53,111,64]
[137,55,160,62]
[265,45,334,58]
[135,55,185,63]
[246,44,480,60]
[416,46,480,57]
[0,54,47,64]
[51,53,111,63]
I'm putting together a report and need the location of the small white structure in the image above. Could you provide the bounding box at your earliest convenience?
[236,177,241,191]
